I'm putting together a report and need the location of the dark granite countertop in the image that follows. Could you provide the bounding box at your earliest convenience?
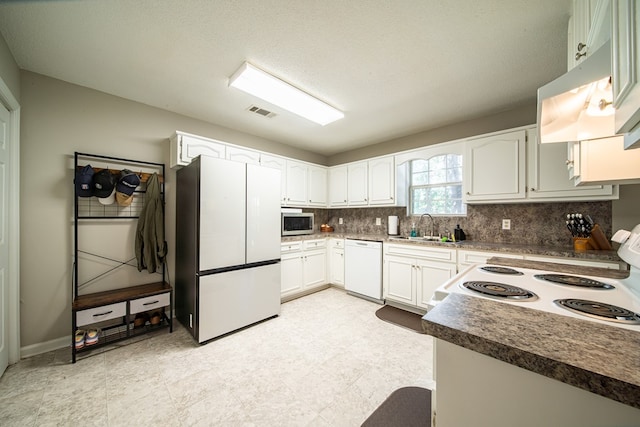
[422,292,640,409]
[282,233,623,263]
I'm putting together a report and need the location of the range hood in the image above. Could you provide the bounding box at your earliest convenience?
[537,40,619,143]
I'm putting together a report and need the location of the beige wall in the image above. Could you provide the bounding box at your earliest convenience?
[0,32,20,102]
[18,71,325,348]
[327,103,536,165]
[612,184,640,232]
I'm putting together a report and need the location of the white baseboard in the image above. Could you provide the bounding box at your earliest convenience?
[20,336,69,359]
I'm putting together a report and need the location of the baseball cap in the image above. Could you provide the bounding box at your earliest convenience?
[75,165,94,197]
[93,169,116,205]
[116,169,141,206]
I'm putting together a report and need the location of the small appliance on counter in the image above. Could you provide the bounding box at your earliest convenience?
[388,216,399,235]
[281,209,314,236]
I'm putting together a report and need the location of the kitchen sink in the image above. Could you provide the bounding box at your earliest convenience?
[389,236,439,241]
[390,236,463,244]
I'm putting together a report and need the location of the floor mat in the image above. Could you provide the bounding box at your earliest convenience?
[361,386,432,426]
[375,305,425,333]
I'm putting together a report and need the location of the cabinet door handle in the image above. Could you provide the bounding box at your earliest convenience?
[575,51,587,61]
[530,188,536,192]
[143,300,160,306]
[577,42,587,52]
[92,310,113,317]
[566,160,574,165]
[466,192,471,195]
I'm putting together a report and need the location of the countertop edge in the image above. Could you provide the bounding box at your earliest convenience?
[281,233,623,263]
[421,294,640,409]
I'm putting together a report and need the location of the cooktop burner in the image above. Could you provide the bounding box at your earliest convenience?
[462,281,538,301]
[554,299,640,324]
[480,266,523,275]
[534,274,614,289]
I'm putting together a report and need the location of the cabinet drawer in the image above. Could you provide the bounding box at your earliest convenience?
[281,241,303,253]
[76,302,126,327]
[130,292,171,314]
[330,239,345,248]
[303,239,326,250]
[385,243,456,263]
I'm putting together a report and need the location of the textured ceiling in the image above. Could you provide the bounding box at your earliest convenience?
[0,0,571,156]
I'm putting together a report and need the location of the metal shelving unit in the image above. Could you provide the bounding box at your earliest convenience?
[71,152,172,363]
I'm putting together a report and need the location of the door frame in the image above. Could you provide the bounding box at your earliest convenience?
[0,75,21,365]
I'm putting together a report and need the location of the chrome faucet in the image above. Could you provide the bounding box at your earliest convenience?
[419,213,434,237]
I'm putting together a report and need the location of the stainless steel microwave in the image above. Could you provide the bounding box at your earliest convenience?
[282,212,314,236]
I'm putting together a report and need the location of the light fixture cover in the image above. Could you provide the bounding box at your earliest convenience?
[537,40,619,143]
[229,62,344,126]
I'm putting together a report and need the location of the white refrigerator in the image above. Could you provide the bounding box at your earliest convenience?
[175,155,281,343]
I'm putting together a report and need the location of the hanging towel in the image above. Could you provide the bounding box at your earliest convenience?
[135,173,167,273]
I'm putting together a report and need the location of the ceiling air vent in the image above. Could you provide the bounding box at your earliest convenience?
[247,105,276,118]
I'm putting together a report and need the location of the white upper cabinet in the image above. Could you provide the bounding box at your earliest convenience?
[527,129,617,199]
[328,155,400,208]
[328,165,348,207]
[574,136,640,185]
[285,160,309,206]
[612,0,640,144]
[567,0,610,70]
[464,126,618,203]
[347,161,368,206]
[260,154,287,204]
[464,129,527,202]
[170,132,226,168]
[368,156,395,205]
[307,165,327,206]
[281,160,328,207]
[226,146,260,165]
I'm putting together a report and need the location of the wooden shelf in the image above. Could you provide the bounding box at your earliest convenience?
[73,282,171,311]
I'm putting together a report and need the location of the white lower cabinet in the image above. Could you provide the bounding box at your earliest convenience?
[280,239,327,299]
[383,243,457,310]
[328,238,345,286]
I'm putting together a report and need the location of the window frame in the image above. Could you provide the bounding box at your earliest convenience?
[408,154,466,216]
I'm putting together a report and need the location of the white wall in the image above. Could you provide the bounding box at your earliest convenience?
[19,71,324,348]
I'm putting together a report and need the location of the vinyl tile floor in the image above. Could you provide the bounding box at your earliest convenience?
[0,287,434,426]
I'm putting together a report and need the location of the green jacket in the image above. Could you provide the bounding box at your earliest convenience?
[135,173,167,273]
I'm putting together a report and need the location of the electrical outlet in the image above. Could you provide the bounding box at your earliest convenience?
[376,218,381,225]
[502,219,511,230]
[339,218,344,225]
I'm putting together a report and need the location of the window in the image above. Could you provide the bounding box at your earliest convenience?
[410,154,466,215]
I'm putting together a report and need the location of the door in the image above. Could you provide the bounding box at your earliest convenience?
[198,263,280,343]
[199,156,246,271]
[347,161,368,205]
[307,165,327,206]
[416,260,457,309]
[0,101,10,375]
[328,165,348,207]
[246,164,281,263]
[384,255,416,305]
[464,130,526,201]
[368,156,395,205]
[303,250,327,289]
[285,160,308,206]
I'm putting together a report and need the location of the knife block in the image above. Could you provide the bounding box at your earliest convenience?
[573,237,591,252]
[587,224,613,250]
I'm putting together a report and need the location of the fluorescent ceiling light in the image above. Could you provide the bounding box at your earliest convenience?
[229,62,344,126]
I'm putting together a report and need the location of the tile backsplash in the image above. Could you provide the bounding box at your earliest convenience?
[303,201,612,248]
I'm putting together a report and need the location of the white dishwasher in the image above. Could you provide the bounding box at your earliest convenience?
[344,239,383,302]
